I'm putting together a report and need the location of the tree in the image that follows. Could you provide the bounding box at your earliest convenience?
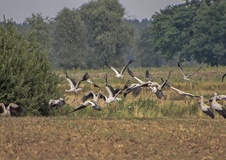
[151,2,199,61]
[53,8,87,69]
[186,0,226,65]
[79,0,135,68]
[0,19,62,116]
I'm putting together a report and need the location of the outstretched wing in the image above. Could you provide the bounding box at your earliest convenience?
[187,66,202,78]
[81,91,94,102]
[127,68,144,84]
[105,61,120,75]
[177,62,186,77]
[145,70,152,81]
[65,70,77,88]
[120,59,135,74]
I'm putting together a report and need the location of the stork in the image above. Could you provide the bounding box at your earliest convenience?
[198,96,215,119]
[178,62,201,81]
[165,83,199,98]
[105,59,135,79]
[68,100,101,113]
[210,93,226,118]
[49,98,65,110]
[0,103,25,117]
[101,74,130,103]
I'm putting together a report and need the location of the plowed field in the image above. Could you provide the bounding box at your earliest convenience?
[1,117,226,160]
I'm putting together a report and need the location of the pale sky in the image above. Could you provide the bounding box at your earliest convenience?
[0,0,183,23]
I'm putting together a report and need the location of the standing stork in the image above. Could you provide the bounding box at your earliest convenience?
[210,93,226,118]
[105,59,135,79]
[198,96,215,119]
[178,62,202,81]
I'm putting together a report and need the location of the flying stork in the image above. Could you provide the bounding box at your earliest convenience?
[105,59,135,79]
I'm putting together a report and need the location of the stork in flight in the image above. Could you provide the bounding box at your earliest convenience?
[105,59,135,79]
[65,70,84,94]
[101,74,130,103]
[68,100,101,113]
[83,73,100,88]
[165,83,199,98]
[49,98,65,110]
[81,91,103,103]
[178,62,202,81]
[65,70,90,101]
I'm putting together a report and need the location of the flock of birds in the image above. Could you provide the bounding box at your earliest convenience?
[1,59,226,119]
[49,60,226,119]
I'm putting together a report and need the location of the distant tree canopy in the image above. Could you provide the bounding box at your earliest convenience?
[0,19,62,116]
[148,0,226,66]
[4,0,226,68]
[54,8,87,69]
[52,0,135,69]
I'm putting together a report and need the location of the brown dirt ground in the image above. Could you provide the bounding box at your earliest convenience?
[1,117,226,160]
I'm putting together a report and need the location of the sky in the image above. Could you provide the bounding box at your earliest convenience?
[0,0,183,23]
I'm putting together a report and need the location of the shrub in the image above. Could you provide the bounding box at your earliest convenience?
[0,20,62,116]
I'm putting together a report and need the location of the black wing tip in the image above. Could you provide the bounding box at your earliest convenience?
[128,59,135,64]
[222,73,226,82]
[177,62,181,67]
[127,68,134,77]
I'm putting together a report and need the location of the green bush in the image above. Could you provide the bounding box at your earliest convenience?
[0,20,62,116]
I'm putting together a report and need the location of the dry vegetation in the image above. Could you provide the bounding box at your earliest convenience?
[1,66,226,159]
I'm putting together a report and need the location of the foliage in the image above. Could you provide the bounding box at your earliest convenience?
[149,0,226,65]
[186,0,226,65]
[53,8,87,69]
[79,0,135,68]
[0,19,62,116]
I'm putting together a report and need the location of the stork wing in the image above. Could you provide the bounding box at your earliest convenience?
[66,78,76,89]
[69,104,87,113]
[106,84,116,98]
[187,66,202,78]
[145,70,151,81]
[120,59,135,74]
[105,61,120,75]
[222,73,226,82]
[81,91,94,102]
[65,70,77,88]
[127,68,144,84]
[177,62,186,77]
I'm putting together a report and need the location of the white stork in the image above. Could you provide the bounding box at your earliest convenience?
[210,93,226,118]
[178,62,202,81]
[105,59,135,79]
[101,74,130,103]
[0,103,25,117]
[68,100,101,113]
[49,98,65,110]
[198,96,215,119]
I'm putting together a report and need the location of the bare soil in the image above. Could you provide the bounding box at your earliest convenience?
[1,117,226,160]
